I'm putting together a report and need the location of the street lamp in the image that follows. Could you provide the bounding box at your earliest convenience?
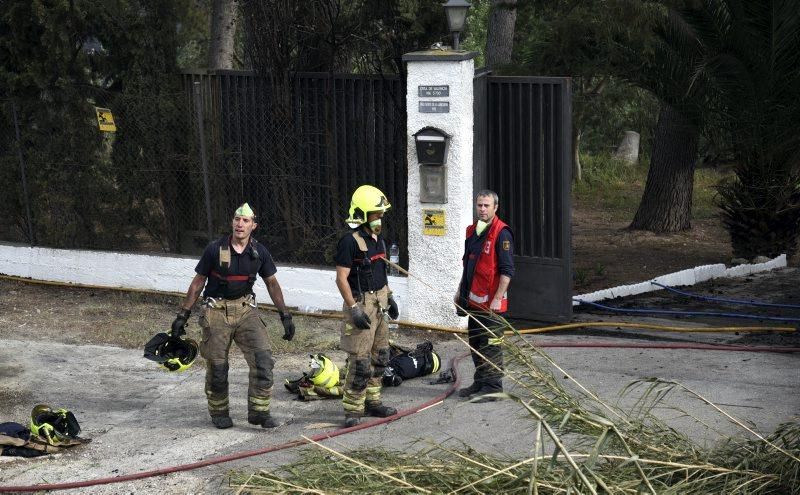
[443,0,471,51]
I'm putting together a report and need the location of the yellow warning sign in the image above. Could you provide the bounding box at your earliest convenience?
[423,209,445,236]
[95,107,116,132]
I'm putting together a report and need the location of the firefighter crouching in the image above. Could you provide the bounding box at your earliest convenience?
[172,203,295,429]
[334,185,400,427]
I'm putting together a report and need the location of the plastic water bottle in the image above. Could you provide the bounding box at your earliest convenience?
[389,242,400,276]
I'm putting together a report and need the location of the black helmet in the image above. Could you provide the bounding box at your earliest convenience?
[143,332,199,372]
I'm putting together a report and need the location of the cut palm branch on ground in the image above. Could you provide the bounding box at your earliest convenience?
[232,317,800,494]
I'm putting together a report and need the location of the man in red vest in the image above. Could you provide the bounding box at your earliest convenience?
[454,190,514,402]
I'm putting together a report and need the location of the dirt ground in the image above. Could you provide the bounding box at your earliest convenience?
[1,210,799,493]
[572,208,743,292]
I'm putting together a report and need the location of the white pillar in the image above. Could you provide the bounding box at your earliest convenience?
[403,50,477,329]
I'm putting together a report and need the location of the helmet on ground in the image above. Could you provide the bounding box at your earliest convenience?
[345,185,391,227]
[430,351,441,374]
[308,354,339,388]
[30,404,81,445]
[143,332,199,372]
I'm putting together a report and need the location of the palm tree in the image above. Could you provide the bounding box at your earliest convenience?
[631,0,800,257]
[704,0,800,258]
[628,5,713,233]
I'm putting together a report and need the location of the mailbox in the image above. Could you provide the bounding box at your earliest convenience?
[414,127,450,166]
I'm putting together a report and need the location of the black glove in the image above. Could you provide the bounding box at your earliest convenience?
[171,309,191,337]
[350,304,372,330]
[387,294,399,320]
[280,312,295,341]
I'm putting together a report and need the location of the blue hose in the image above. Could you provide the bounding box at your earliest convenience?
[574,298,800,323]
[650,281,800,310]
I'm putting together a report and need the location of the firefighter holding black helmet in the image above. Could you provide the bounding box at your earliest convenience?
[171,202,295,430]
[334,185,400,427]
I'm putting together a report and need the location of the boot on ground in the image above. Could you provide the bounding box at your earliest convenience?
[365,402,397,417]
[344,413,362,428]
[211,416,233,429]
[471,386,503,403]
[248,412,279,428]
[458,381,483,398]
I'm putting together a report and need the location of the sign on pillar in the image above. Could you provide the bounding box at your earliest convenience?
[403,49,478,329]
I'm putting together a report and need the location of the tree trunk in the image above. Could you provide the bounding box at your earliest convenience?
[208,0,238,69]
[572,126,582,182]
[629,105,698,232]
[485,0,517,68]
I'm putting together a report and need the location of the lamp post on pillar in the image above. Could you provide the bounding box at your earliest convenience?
[443,0,471,51]
[403,43,478,329]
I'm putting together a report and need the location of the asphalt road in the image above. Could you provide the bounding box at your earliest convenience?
[1,326,797,494]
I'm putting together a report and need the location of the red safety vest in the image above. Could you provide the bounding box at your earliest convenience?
[465,217,510,312]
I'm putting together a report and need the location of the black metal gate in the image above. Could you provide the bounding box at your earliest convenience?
[180,70,407,266]
[474,74,572,322]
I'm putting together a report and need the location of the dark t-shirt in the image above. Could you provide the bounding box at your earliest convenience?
[334,229,389,295]
[195,236,277,299]
[459,225,514,303]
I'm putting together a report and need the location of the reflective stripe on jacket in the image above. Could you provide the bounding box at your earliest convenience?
[465,217,509,312]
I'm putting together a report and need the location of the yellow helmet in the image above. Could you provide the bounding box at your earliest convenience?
[308,354,339,388]
[345,185,391,227]
[30,404,81,445]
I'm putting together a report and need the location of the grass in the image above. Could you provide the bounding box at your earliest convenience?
[230,315,800,494]
[572,154,728,223]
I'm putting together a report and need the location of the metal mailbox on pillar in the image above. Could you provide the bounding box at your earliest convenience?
[414,127,450,203]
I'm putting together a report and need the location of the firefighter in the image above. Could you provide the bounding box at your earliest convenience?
[454,190,515,402]
[334,185,400,427]
[171,203,295,429]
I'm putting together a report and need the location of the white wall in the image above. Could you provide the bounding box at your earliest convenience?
[405,52,477,329]
[0,243,407,314]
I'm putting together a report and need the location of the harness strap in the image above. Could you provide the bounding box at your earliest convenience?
[352,231,368,253]
[211,237,262,298]
[209,271,249,281]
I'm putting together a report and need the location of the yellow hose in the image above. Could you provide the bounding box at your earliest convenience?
[2,273,793,335]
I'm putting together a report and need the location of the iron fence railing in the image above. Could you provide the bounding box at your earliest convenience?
[1,70,408,267]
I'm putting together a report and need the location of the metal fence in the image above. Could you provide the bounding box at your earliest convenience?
[477,75,573,321]
[1,71,408,267]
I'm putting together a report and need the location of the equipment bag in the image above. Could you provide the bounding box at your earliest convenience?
[382,341,441,387]
[0,422,58,457]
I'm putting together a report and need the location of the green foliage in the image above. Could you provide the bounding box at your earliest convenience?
[0,0,190,250]
[240,0,450,76]
[175,0,212,69]
[232,333,800,494]
[573,153,724,222]
[649,0,800,258]
[460,0,491,66]
[510,0,662,156]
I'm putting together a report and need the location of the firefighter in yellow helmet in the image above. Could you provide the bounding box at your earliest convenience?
[334,185,400,427]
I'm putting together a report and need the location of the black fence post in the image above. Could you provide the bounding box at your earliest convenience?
[193,80,214,243]
[10,100,36,246]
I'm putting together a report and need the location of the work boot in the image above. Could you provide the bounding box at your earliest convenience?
[344,413,362,428]
[248,412,279,429]
[365,402,397,418]
[211,416,233,429]
[471,386,503,403]
[458,382,483,398]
